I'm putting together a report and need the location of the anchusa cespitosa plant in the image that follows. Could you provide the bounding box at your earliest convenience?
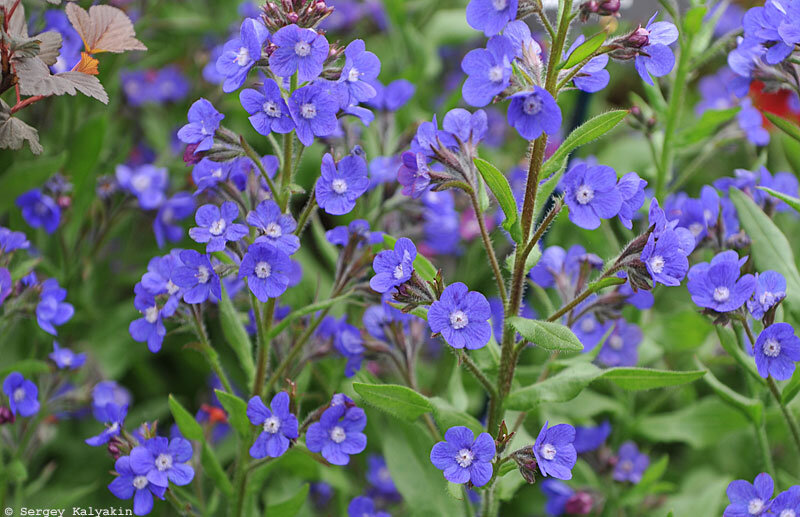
[3,0,800,515]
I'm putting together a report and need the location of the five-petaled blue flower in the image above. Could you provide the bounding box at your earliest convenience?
[16,189,61,234]
[370,237,416,293]
[108,455,166,516]
[687,250,756,312]
[724,472,774,516]
[177,98,225,152]
[533,421,577,480]
[116,164,169,210]
[49,341,86,370]
[507,87,562,141]
[613,441,650,483]
[288,84,339,146]
[86,402,127,446]
[239,76,295,136]
[632,13,679,85]
[430,426,495,486]
[239,243,292,302]
[461,35,514,108]
[754,322,800,380]
[36,278,74,335]
[562,162,623,230]
[130,436,195,488]
[597,320,642,367]
[748,270,786,320]
[428,282,492,350]
[269,24,329,83]
[129,283,167,353]
[3,372,40,417]
[466,0,519,36]
[189,201,248,253]
[316,152,369,215]
[247,392,298,459]
[216,18,268,93]
[306,402,367,465]
[339,39,381,104]
[247,200,300,254]
[173,250,221,304]
[348,496,390,517]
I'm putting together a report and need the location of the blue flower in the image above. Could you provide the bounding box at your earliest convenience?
[269,24,329,82]
[288,84,339,146]
[410,114,457,158]
[247,392,298,459]
[573,420,611,454]
[443,108,489,149]
[507,87,562,140]
[216,18,268,93]
[348,496,390,517]
[641,229,690,287]
[461,35,514,108]
[597,320,642,367]
[36,278,74,335]
[566,35,610,92]
[325,219,383,247]
[16,189,61,233]
[754,322,800,380]
[742,1,799,65]
[108,455,166,516]
[189,202,248,253]
[533,421,577,480]
[316,152,369,215]
[738,98,770,146]
[239,76,295,136]
[366,455,399,497]
[529,245,601,289]
[748,271,787,319]
[153,193,195,248]
[130,283,167,352]
[724,472,774,516]
[0,226,29,253]
[428,282,492,350]
[130,437,195,488]
[239,243,292,302]
[339,39,381,104]
[173,250,221,304]
[397,152,431,199]
[632,13,679,85]
[0,268,10,306]
[141,251,184,316]
[687,250,756,312]
[92,381,131,421]
[191,158,233,193]
[86,402,127,446]
[616,172,647,229]
[541,479,573,516]
[177,98,225,152]
[430,426,495,486]
[466,0,518,36]
[613,441,649,483]
[571,306,613,353]
[306,402,367,465]
[3,372,39,417]
[562,162,623,230]
[770,487,800,517]
[333,318,365,377]
[364,79,415,111]
[370,238,416,293]
[246,200,300,254]
[49,341,86,370]
[116,164,169,210]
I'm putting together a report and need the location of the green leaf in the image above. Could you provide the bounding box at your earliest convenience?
[429,396,483,435]
[696,358,763,425]
[715,325,764,385]
[64,114,108,244]
[562,32,606,69]
[506,317,583,352]
[764,112,800,143]
[382,234,438,282]
[264,484,308,517]
[168,395,204,441]
[587,276,627,292]
[201,442,234,497]
[619,455,669,505]
[782,366,800,405]
[0,152,67,206]
[757,186,800,214]
[0,359,50,378]
[730,188,800,317]
[9,257,40,282]
[388,302,429,321]
[218,285,255,384]
[635,398,749,448]
[353,383,433,422]
[214,390,251,438]
[474,157,522,242]
[683,6,707,36]
[676,108,739,146]
[266,294,353,340]
[600,367,705,390]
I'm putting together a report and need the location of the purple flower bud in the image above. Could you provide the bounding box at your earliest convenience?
[565,491,595,514]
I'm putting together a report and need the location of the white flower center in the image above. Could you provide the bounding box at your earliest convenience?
[196,265,211,284]
[748,499,765,515]
[133,476,148,490]
[212,167,224,178]
[331,178,348,194]
[145,305,159,324]
[703,209,713,223]
[781,510,797,517]
[265,222,282,238]
[488,65,504,83]
[393,264,404,280]
[330,425,346,443]
[523,94,543,115]
[108,422,119,433]
[449,310,469,330]
[541,443,557,461]
[347,67,360,82]
[580,317,595,333]
[575,185,595,205]
[492,0,508,10]
[235,46,250,66]
[455,448,474,468]
[263,415,281,434]
[263,101,281,117]
[131,175,152,192]
[155,453,173,471]
[255,261,272,279]
[300,103,317,119]
[609,334,624,350]
[62,355,73,366]
[763,338,781,358]
[13,387,25,402]
[759,291,776,306]
[167,280,180,295]
[620,459,634,472]
[713,286,730,302]
[294,41,311,57]
[689,222,704,236]
[209,219,227,236]
[649,255,665,274]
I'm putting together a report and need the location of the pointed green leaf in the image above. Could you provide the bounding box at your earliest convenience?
[782,367,800,405]
[561,32,606,70]
[600,367,705,390]
[506,317,583,352]
[218,285,255,384]
[382,234,438,282]
[265,484,309,517]
[696,358,763,425]
[201,442,234,497]
[0,359,50,378]
[266,294,353,340]
[715,325,764,385]
[214,389,251,438]
[757,186,800,214]
[168,395,204,441]
[474,157,522,242]
[353,382,433,422]
[764,112,800,143]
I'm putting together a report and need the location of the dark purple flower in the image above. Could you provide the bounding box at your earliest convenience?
[153,193,195,248]
[397,152,431,199]
[247,392,298,458]
[348,496,390,517]
[754,322,800,380]
[288,84,339,146]
[49,341,86,370]
[430,426,495,486]
[247,200,300,254]
[177,98,225,152]
[633,13,679,85]
[428,282,491,350]
[173,250,221,304]
[748,271,786,319]
[239,76,295,136]
[239,243,292,302]
[613,442,649,483]
[36,278,74,335]
[108,455,166,516]
[0,227,29,253]
[116,164,169,210]
[86,402,127,446]
[461,35,513,108]
[507,87,562,140]
[466,0,519,36]
[597,320,642,367]
[130,436,195,488]
[562,163,623,230]
[339,39,381,103]
[306,403,367,465]
[270,24,329,82]
[129,284,167,353]
[316,152,369,215]
[16,189,61,233]
[326,219,383,247]
[534,421,577,480]
[3,372,39,417]
[724,472,774,516]
[573,420,611,454]
[216,18,268,93]
[189,202,248,253]
[566,35,610,93]
[687,250,756,312]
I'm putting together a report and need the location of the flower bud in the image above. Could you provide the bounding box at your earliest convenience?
[0,406,15,425]
[565,491,595,514]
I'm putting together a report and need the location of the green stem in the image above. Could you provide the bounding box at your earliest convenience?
[294,189,317,236]
[767,376,800,454]
[191,305,233,393]
[468,188,507,303]
[251,296,276,397]
[754,420,776,480]
[456,349,498,398]
[241,136,284,207]
[264,310,330,393]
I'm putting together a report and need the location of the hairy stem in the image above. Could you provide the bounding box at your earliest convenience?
[468,189,507,303]
[191,305,233,393]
